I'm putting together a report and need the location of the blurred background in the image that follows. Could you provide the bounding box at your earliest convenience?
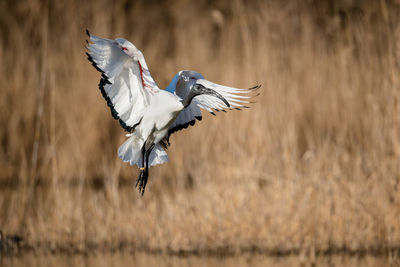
[1,0,400,261]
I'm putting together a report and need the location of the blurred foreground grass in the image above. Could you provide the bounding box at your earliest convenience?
[1,0,400,255]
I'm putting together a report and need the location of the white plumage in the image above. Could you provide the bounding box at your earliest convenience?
[86,30,260,195]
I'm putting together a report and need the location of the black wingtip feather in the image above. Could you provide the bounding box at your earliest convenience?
[86,29,90,37]
[111,110,119,119]
[210,112,216,116]
[249,85,261,90]
[168,119,196,137]
[86,52,105,73]
[167,115,204,138]
[101,73,111,84]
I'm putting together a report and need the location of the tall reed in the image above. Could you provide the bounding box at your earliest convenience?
[0,0,399,253]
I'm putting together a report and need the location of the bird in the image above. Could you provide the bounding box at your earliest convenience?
[85,30,260,195]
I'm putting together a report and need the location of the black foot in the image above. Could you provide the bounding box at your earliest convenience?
[135,169,149,195]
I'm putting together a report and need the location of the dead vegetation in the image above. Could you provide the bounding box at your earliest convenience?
[0,0,400,255]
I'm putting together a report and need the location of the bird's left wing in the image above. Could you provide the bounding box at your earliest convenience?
[168,79,259,138]
[193,79,260,114]
[86,30,159,132]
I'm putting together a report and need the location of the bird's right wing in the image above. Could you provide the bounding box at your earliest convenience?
[86,31,160,132]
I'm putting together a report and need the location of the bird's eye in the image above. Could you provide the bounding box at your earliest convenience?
[122,47,128,51]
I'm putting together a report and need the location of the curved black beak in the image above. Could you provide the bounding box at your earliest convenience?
[199,86,230,108]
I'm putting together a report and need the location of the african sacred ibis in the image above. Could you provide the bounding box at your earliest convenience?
[85,30,260,195]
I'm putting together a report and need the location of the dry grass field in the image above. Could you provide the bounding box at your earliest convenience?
[1,0,400,257]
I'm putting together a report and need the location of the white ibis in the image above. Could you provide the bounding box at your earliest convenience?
[85,30,260,195]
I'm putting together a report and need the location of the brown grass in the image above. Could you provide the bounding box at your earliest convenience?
[1,0,400,255]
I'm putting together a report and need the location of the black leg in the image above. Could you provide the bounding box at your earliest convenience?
[135,146,146,188]
[138,144,154,195]
[140,145,154,195]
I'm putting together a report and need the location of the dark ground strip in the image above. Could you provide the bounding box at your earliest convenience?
[2,241,400,259]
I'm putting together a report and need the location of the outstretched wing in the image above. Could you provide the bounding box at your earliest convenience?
[168,102,203,136]
[86,30,159,132]
[193,79,260,114]
[168,78,260,138]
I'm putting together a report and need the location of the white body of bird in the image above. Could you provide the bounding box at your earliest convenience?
[118,91,183,167]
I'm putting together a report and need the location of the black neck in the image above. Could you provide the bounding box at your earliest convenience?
[182,91,198,108]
